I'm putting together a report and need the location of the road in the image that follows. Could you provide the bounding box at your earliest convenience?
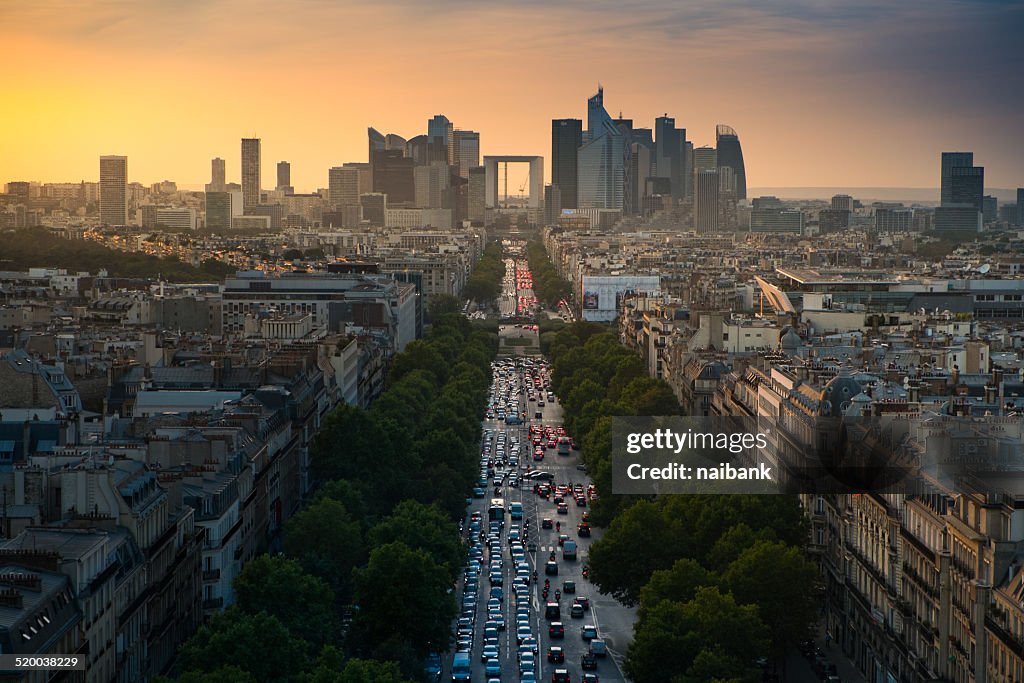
[447,348,635,683]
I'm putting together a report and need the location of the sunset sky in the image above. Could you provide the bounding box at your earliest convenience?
[2,0,1022,193]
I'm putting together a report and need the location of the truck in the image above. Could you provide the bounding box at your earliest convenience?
[562,539,578,560]
[451,651,471,681]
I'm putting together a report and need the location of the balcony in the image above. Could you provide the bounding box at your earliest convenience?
[202,597,224,610]
[202,568,221,581]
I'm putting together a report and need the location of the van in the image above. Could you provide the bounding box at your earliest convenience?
[451,651,471,681]
[562,540,577,560]
[509,502,523,520]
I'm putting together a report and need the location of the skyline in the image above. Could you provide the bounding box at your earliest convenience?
[2,0,1023,192]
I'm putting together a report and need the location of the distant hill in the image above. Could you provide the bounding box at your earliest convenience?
[748,187,1020,205]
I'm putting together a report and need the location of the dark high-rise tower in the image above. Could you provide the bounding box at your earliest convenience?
[241,138,261,210]
[551,119,582,210]
[715,125,746,200]
[941,154,983,210]
[654,116,685,200]
[276,161,291,191]
[941,152,974,205]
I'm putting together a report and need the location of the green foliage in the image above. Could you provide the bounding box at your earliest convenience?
[299,657,414,683]
[525,241,573,308]
[368,500,465,582]
[462,243,505,304]
[285,498,364,603]
[0,228,231,282]
[352,542,457,659]
[427,293,462,321]
[625,587,768,683]
[232,555,340,648]
[720,540,821,656]
[176,608,310,681]
[172,666,256,683]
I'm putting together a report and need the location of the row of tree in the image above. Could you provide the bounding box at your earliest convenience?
[525,240,573,309]
[0,228,234,282]
[170,312,498,682]
[461,242,505,304]
[546,322,820,682]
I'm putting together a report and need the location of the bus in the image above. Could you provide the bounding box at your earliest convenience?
[556,436,572,456]
[489,498,506,523]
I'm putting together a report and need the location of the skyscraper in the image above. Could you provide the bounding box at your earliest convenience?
[831,194,854,212]
[241,138,261,211]
[940,152,974,205]
[693,146,718,172]
[694,169,719,233]
[1017,188,1024,225]
[427,115,453,165]
[577,88,625,210]
[368,128,386,191]
[948,165,984,210]
[372,149,415,204]
[329,166,361,208]
[654,116,685,200]
[468,167,486,224]
[99,155,128,226]
[276,161,291,191]
[551,118,582,210]
[414,161,449,209]
[206,191,235,230]
[715,125,747,200]
[210,158,226,192]
[452,130,480,179]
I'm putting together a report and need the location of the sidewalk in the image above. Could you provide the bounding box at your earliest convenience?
[784,624,866,683]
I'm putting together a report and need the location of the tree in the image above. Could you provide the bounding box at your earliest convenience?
[352,542,456,658]
[427,293,462,321]
[176,608,309,681]
[285,498,364,602]
[299,657,414,683]
[720,540,820,657]
[387,340,446,386]
[171,666,255,683]
[312,404,387,482]
[638,558,710,615]
[588,499,684,605]
[233,555,340,647]
[368,500,464,581]
[625,587,768,683]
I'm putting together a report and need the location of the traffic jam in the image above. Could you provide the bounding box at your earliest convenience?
[447,356,609,683]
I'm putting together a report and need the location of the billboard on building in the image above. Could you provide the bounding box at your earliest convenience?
[580,274,661,322]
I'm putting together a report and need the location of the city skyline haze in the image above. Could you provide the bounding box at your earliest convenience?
[2,0,1022,193]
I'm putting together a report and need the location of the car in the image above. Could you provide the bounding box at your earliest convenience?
[581,653,597,671]
[589,639,607,657]
[582,675,599,683]
[577,523,591,537]
[551,669,570,683]
[570,602,585,618]
[545,561,558,576]
[557,503,569,515]
[549,621,565,638]
[581,624,597,640]
[481,644,500,663]
[557,534,569,546]
[575,596,590,610]
[576,496,587,507]
[563,580,576,593]
[424,652,443,682]
[473,487,486,498]
[547,646,565,663]
[542,518,553,529]
[516,625,532,644]
[484,658,501,676]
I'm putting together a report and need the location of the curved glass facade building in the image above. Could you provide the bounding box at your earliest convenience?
[715,124,747,200]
